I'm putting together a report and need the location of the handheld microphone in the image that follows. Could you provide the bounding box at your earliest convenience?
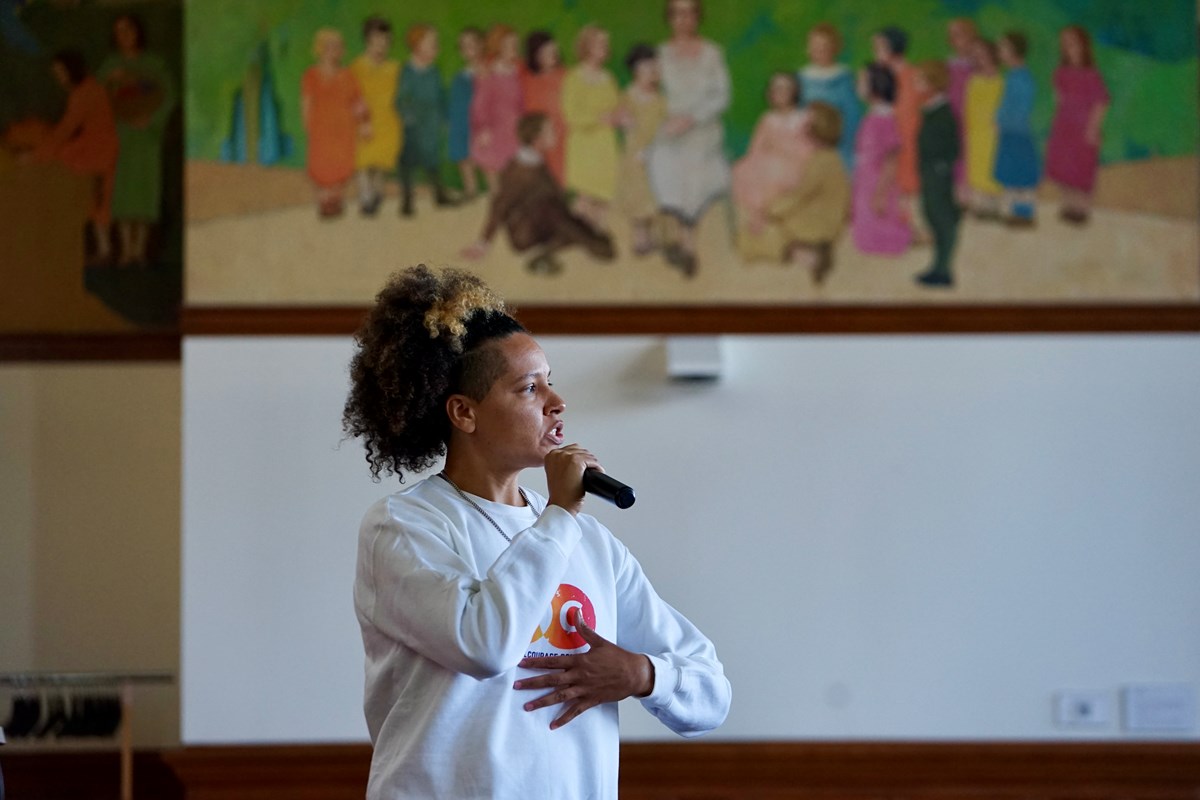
[582,468,636,509]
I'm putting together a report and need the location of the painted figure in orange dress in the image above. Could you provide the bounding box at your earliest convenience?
[36,49,119,265]
[302,28,369,219]
[872,27,922,232]
[519,30,566,184]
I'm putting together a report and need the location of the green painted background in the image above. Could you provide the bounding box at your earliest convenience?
[185,0,1199,168]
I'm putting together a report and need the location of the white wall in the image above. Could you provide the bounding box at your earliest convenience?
[181,335,1200,743]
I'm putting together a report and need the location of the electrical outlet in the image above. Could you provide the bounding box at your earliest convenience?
[1053,690,1110,727]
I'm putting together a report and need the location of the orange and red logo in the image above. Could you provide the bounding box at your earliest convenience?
[529,583,596,651]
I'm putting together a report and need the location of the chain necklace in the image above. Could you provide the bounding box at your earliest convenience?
[438,472,541,544]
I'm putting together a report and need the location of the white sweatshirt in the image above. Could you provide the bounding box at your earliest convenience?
[355,476,731,799]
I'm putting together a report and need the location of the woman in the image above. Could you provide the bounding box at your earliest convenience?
[99,13,176,266]
[963,38,1004,218]
[562,24,621,232]
[852,63,911,256]
[343,266,730,799]
[646,0,731,277]
[519,30,567,184]
[732,71,813,261]
[301,28,367,219]
[470,25,524,192]
[36,50,120,266]
[798,22,859,170]
[448,27,485,199]
[994,31,1041,227]
[1045,25,1109,225]
[350,15,400,216]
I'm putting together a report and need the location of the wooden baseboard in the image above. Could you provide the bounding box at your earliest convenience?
[0,749,183,800]
[4,741,1198,799]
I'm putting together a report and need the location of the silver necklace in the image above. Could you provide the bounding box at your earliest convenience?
[438,472,540,544]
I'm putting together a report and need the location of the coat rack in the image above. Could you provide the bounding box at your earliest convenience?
[0,671,173,800]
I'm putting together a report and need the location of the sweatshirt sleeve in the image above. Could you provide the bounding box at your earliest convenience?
[610,536,731,737]
[359,499,582,680]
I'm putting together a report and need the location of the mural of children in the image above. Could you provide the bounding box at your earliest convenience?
[470,24,523,193]
[519,30,566,184]
[616,43,668,257]
[301,28,367,220]
[798,22,859,170]
[1045,25,1109,225]
[35,50,119,266]
[964,38,1004,219]
[396,24,454,217]
[852,63,911,256]
[448,27,484,200]
[871,27,921,210]
[563,24,621,232]
[99,13,176,265]
[946,18,978,200]
[994,31,1040,227]
[762,101,849,285]
[350,16,400,217]
[913,60,961,287]
[733,72,813,262]
[462,112,614,275]
[647,0,732,278]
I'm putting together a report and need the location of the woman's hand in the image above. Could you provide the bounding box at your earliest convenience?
[514,610,654,729]
[543,444,598,516]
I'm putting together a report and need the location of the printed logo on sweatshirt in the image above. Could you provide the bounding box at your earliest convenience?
[528,583,595,652]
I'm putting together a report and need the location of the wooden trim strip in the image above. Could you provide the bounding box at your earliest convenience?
[0,333,181,362]
[181,304,1200,336]
[156,741,1200,800]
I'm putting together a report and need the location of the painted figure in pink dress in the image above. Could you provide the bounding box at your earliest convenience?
[1045,25,1109,225]
[852,63,911,256]
[470,24,524,192]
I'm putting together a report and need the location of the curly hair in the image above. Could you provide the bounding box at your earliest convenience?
[342,265,526,482]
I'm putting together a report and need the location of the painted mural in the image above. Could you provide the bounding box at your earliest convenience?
[178,0,1196,308]
[0,0,182,334]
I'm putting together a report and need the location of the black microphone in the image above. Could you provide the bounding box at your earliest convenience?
[582,468,636,509]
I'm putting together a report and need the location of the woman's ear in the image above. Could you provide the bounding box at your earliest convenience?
[445,394,477,434]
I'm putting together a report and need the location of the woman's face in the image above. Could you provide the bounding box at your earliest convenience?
[1061,30,1084,66]
[587,31,610,65]
[668,0,699,38]
[537,39,560,71]
[501,32,520,62]
[948,21,974,55]
[634,58,660,87]
[459,32,482,62]
[322,35,345,64]
[871,34,891,63]
[970,40,995,72]
[365,30,391,60]
[768,75,795,109]
[808,32,836,66]
[417,30,439,61]
[461,333,566,471]
[114,18,139,53]
[998,38,1017,66]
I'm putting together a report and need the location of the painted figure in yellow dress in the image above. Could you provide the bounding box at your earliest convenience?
[350,15,401,216]
[562,24,621,232]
